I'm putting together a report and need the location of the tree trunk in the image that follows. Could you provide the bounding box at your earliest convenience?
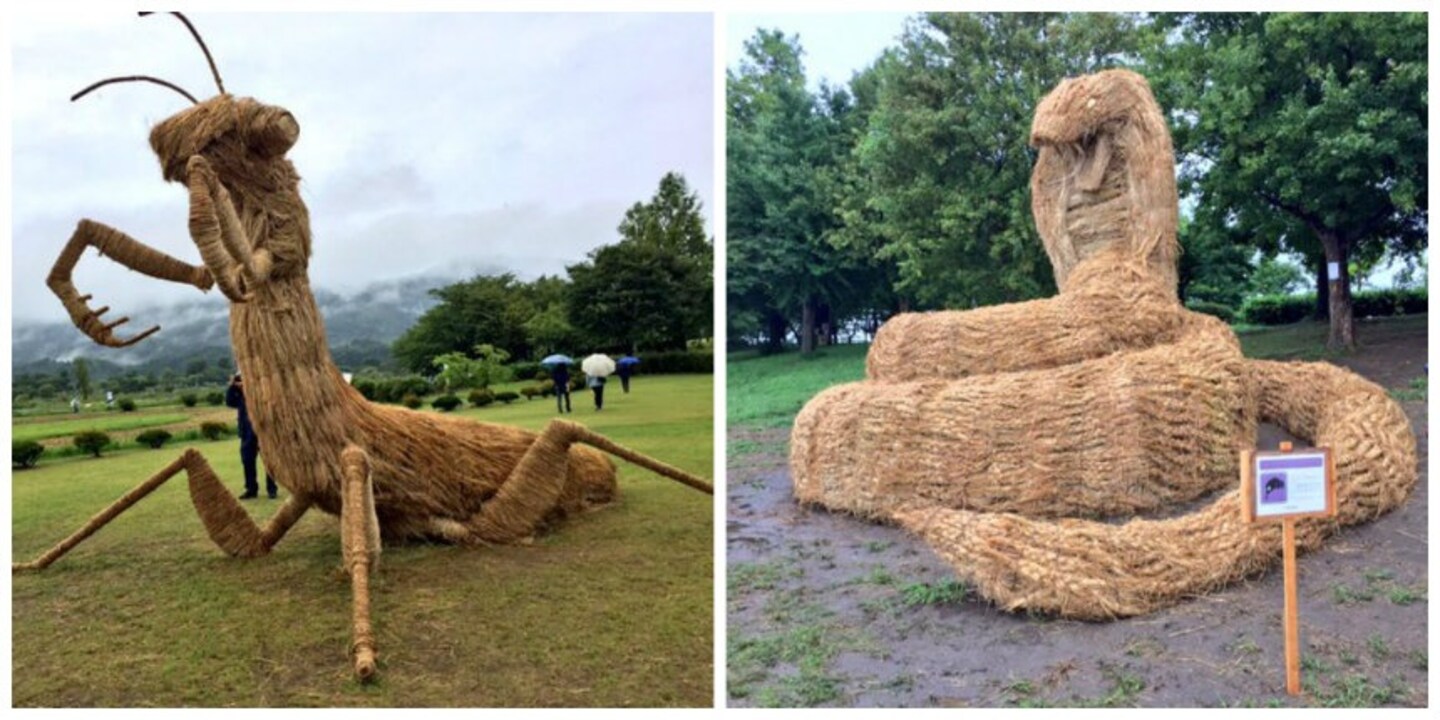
[1317,230,1355,351]
[816,302,831,347]
[1313,254,1330,320]
[764,310,787,354]
[800,297,816,354]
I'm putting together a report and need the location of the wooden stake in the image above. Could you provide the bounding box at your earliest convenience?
[1282,518,1301,696]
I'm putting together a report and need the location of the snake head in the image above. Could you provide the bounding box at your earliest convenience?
[1028,69,1180,295]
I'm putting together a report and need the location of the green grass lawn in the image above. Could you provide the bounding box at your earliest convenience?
[12,410,193,444]
[727,345,868,429]
[1235,313,1427,360]
[13,373,713,707]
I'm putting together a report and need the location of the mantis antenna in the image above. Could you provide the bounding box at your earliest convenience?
[71,75,199,104]
[139,11,226,95]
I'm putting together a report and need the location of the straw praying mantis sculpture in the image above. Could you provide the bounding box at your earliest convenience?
[14,13,712,682]
[791,69,1416,619]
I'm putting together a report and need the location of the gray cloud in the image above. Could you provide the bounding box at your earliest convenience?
[11,11,714,323]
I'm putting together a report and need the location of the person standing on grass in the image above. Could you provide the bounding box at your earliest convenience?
[617,359,634,394]
[227,373,278,500]
[551,363,572,414]
[587,372,607,411]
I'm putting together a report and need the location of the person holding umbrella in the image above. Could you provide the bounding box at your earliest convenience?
[617,355,640,393]
[540,354,574,414]
[582,353,616,411]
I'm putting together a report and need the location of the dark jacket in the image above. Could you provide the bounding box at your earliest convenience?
[552,365,570,389]
[226,382,257,444]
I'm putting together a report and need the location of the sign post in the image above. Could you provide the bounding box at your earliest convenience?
[1240,441,1337,697]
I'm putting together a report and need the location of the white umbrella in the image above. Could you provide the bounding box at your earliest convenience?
[581,353,616,378]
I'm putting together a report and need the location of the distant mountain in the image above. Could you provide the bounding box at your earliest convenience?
[12,275,450,373]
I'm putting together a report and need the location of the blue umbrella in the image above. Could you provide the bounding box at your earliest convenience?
[540,354,574,366]
[618,355,641,367]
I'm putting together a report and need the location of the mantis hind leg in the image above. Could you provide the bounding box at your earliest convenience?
[14,448,309,572]
[446,419,709,545]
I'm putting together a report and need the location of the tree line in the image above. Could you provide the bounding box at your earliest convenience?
[392,171,712,373]
[727,12,1426,352]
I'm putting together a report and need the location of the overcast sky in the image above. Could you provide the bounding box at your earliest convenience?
[726,12,910,90]
[11,11,713,323]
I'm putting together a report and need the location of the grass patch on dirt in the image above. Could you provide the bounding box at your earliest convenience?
[1389,376,1427,402]
[899,579,970,607]
[727,599,852,708]
[13,374,713,707]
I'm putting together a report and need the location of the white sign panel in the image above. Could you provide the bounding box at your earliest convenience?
[1327,262,1341,281]
[1252,451,1330,519]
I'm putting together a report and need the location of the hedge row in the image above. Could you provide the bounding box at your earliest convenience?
[1239,288,1426,326]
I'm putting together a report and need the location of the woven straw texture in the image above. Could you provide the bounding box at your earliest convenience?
[789,68,1417,620]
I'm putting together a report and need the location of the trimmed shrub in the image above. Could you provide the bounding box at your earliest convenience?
[1241,288,1428,325]
[534,368,552,381]
[118,398,137,412]
[1353,287,1427,317]
[73,430,112,458]
[468,388,494,407]
[402,394,423,410]
[495,391,520,405]
[180,393,199,407]
[432,394,462,412]
[1184,300,1235,323]
[13,440,45,469]
[508,361,542,383]
[391,377,431,403]
[206,391,225,406]
[536,380,555,396]
[136,429,174,449]
[570,377,586,392]
[353,378,378,401]
[199,421,231,441]
[618,352,714,375]
[520,386,539,400]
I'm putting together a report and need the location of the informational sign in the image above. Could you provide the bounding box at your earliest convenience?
[1241,447,1336,523]
[1327,262,1341,281]
[1239,444,1338,697]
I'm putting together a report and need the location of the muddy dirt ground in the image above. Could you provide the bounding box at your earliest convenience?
[727,330,1428,708]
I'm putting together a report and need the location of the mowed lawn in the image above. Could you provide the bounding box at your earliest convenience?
[13,373,714,707]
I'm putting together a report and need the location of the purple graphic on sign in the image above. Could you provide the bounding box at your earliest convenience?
[1261,472,1287,504]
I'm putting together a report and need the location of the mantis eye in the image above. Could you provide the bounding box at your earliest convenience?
[249,108,299,157]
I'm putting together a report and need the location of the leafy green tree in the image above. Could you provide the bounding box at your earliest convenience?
[568,173,711,353]
[850,13,1146,311]
[431,352,484,392]
[523,304,577,358]
[1177,214,1251,309]
[727,30,870,353]
[432,344,512,391]
[392,274,533,373]
[567,241,707,353]
[1248,256,1308,297]
[1154,12,1427,349]
[618,172,713,270]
